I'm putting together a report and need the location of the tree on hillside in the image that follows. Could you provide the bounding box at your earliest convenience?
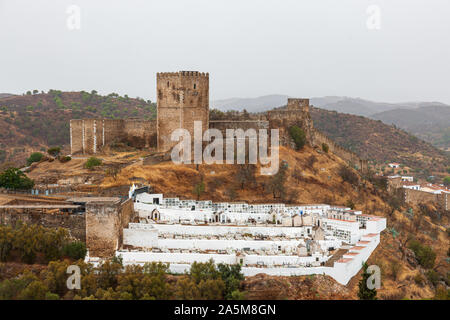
[357,263,377,300]
[235,164,256,190]
[443,176,450,187]
[338,164,359,186]
[288,126,306,150]
[0,168,34,190]
[217,263,245,299]
[225,186,238,201]
[268,160,288,199]
[193,181,205,201]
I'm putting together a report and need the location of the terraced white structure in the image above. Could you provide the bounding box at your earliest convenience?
[115,188,386,285]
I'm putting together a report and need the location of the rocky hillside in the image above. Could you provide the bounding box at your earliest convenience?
[310,107,450,177]
[371,105,450,151]
[24,144,450,299]
[0,91,156,166]
[1,91,449,177]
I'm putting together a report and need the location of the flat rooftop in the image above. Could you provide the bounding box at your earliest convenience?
[0,205,81,209]
[66,197,122,204]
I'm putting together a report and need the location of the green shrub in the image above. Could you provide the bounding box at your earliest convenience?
[288,126,306,150]
[0,150,6,163]
[26,152,43,166]
[414,274,425,286]
[45,292,59,300]
[345,199,355,210]
[47,147,61,157]
[338,164,359,185]
[426,270,440,286]
[84,157,102,169]
[59,156,71,163]
[322,143,329,153]
[408,240,436,269]
[62,241,87,260]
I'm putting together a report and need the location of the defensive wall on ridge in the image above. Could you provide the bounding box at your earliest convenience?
[313,129,368,172]
[69,71,369,173]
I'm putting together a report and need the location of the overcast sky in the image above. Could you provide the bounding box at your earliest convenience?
[0,0,449,103]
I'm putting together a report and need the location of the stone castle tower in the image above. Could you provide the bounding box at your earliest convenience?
[266,98,314,147]
[156,71,209,152]
[287,98,309,113]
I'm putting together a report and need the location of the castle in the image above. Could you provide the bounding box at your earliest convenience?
[70,71,367,171]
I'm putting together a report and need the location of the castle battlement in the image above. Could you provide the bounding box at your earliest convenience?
[287,98,309,112]
[157,71,209,78]
[157,70,209,152]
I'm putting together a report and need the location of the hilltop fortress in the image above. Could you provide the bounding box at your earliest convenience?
[70,71,367,171]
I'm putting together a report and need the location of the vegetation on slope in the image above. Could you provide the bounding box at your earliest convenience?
[371,105,450,150]
[0,223,245,300]
[310,107,450,176]
[0,90,156,166]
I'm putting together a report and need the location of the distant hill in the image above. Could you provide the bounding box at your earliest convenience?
[212,94,289,112]
[0,91,156,166]
[310,107,449,174]
[212,95,450,150]
[1,91,448,175]
[0,93,15,99]
[213,94,449,116]
[371,105,450,150]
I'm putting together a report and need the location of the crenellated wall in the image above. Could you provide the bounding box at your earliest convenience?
[313,130,368,172]
[266,98,315,148]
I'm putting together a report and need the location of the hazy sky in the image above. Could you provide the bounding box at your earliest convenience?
[1,0,449,103]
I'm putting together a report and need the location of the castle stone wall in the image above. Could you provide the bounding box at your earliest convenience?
[209,120,269,132]
[404,188,449,210]
[70,119,155,154]
[85,198,136,258]
[70,120,83,155]
[123,119,156,149]
[0,210,86,242]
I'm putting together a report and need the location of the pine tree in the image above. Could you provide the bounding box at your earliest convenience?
[358,262,377,300]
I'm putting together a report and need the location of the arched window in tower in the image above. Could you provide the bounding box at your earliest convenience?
[167,81,170,87]
[194,83,196,89]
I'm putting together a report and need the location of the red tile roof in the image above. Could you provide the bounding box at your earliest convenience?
[337,258,353,263]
